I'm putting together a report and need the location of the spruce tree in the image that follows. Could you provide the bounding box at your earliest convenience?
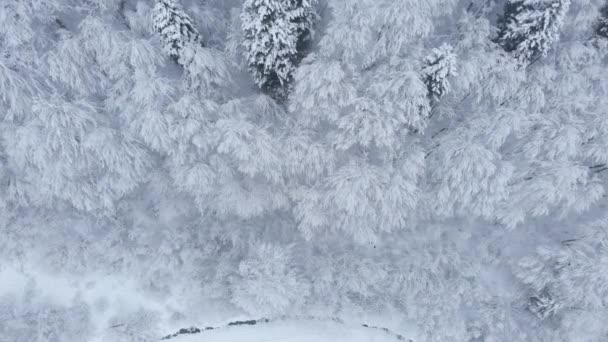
[152,0,203,65]
[287,0,317,50]
[496,0,530,53]
[595,2,608,39]
[496,0,571,64]
[422,43,458,102]
[241,0,317,99]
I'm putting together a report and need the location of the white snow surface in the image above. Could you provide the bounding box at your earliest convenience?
[168,319,410,342]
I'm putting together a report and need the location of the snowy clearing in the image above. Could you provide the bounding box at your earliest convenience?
[166,319,411,342]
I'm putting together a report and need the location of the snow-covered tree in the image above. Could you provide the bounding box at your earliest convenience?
[0,289,92,342]
[496,0,571,64]
[231,243,311,316]
[152,0,204,64]
[422,43,458,102]
[241,0,317,98]
[596,2,608,38]
[514,224,608,340]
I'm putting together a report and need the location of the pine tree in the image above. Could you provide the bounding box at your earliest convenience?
[595,2,608,39]
[241,0,317,99]
[152,0,203,65]
[422,43,458,102]
[496,0,571,64]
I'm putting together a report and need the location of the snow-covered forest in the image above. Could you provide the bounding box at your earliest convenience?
[1,0,608,340]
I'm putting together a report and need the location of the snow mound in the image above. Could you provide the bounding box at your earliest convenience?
[168,319,411,342]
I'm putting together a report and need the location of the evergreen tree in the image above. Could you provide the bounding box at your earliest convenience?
[496,1,530,53]
[496,0,571,64]
[422,43,458,102]
[241,0,317,99]
[287,0,317,47]
[595,2,608,39]
[152,0,204,64]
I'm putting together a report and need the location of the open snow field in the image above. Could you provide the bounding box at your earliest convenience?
[168,319,410,342]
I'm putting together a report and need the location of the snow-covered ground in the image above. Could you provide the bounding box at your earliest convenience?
[0,267,413,342]
[167,319,411,342]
